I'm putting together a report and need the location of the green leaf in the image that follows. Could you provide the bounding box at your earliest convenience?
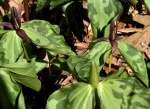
[67,56,92,82]
[67,41,111,81]
[0,70,25,109]
[118,41,149,86]
[18,91,26,109]
[144,0,150,13]
[22,19,60,35]
[88,0,123,38]
[46,83,94,109]
[1,60,46,91]
[87,41,111,72]
[0,29,10,35]
[97,78,150,109]
[0,31,23,65]
[22,20,75,56]
[23,28,50,47]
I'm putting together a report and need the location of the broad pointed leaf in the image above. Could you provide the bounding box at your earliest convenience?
[0,31,23,65]
[2,60,46,91]
[87,41,111,72]
[0,70,25,109]
[22,20,75,56]
[97,78,150,109]
[67,56,92,82]
[118,41,148,86]
[23,28,50,47]
[67,41,111,81]
[46,83,94,109]
[88,0,123,38]
[22,20,60,34]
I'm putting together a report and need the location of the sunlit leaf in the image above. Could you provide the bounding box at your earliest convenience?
[0,31,23,65]
[97,78,150,109]
[1,60,46,91]
[22,20,75,57]
[0,69,25,109]
[88,0,123,38]
[46,83,94,109]
[118,41,149,86]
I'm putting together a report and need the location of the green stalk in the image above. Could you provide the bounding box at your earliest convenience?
[89,62,99,88]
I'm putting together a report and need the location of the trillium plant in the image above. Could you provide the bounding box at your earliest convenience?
[0,0,150,109]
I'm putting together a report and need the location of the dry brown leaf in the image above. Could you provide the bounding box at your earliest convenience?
[133,14,150,26]
[9,0,24,15]
[74,42,89,50]
[117,28,143,34]
[0,6,5,16]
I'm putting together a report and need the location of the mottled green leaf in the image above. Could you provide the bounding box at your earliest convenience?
[1,60,46,91]
[0,31,23,65]
[97,78,150,109]
[118,41,148,86]
[22,20,75,56]
[87,41,111,72]
[23,28,50,47]
[0,70,25,109]
[88,0,123,38]
[46,83,94,109]
[67,41,111,81]
[22,20,60,34]
[144,0,150,13]
[67,56,92,82]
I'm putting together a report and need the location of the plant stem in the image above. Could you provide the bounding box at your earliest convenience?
[109,21,117,55]
[108,54,112,73]
[89,62,99,88]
